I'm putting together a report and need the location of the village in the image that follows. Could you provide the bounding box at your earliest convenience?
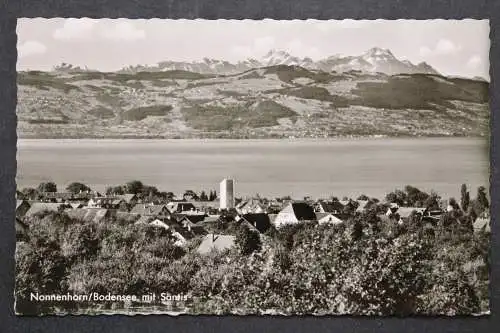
[15,178,491,255]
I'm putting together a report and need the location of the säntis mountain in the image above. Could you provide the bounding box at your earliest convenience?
[19,47,487,139]
[118,47,439,76]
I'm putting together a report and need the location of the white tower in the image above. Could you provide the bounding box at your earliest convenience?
[220,178,235,210]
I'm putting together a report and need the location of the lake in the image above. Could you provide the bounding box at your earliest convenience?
[16,138,490,200]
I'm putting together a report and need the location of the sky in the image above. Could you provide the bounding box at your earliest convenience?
[17,18,490,79]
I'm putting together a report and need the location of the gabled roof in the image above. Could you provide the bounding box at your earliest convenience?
[25,203,66,217]
[178,214,207,224]
[202,215,221,224]
[197,234,235,254]
[316,213,343,225]
[149,219,170,230]
[317,200,344,213]
[112,199,125,205]
[130,204,169,216]
[119,193,137,204]
[65,208,109,223]
[135,215,155,225]
[237,198,266,210]
[241,213,271,233]
[16,200,29,210]
[281,201,316,221]
[397,207,427,219]
[167,201,197,213]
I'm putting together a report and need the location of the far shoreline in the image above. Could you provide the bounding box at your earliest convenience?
[16,134,489,141]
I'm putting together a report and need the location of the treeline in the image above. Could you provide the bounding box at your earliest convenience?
[383,184,489,216]
[18,180,218,202]
[15,186,490,315]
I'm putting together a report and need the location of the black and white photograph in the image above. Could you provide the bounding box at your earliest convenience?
[14,18,490,316]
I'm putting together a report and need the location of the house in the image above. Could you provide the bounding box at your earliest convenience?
[236,198,267,215]
[314,200,344,214]
[393,207,427,224]
[146,219,190,247]
[170,229,188,247]
[135,215,155,225]
[16,218,29,241]
[202,215,222,226]
[149,218,171,230]
[130,204,171,218]
[315,213,344,225]
[112,198,129,211]
[65,208,111,224]
[166,201,200,214]
[192,201,220,214]
[16,200,31,218]
[273,201,317,228]
[88,197,125,209]
[24,203,68,218]
[197,234,236,254]
[41,192,73,203]
[175,213,206,224]
[72,191,94,201]
[118,193,139,207]
[385,203,400,216]
[238,213,272,233]
[178,216,207,235]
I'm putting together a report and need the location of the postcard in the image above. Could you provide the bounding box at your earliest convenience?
[15,18,490,316]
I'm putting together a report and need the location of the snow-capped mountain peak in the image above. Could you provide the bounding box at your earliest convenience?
[117,47,440,76]
[362,47,397,65]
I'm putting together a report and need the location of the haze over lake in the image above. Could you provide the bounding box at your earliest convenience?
[16,138,489,200]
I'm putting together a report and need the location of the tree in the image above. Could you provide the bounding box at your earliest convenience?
[235,224,262,255]
[424,191,441,211]
[183,190,199,201]
[357,194,369,201]
[66,182,91,194]
[106,186,124,195]
[404,185,430,207]
[385,189,406,206]
[126,180,144,194]
[21,187,39,200]
[460,184,470,212]
[199,190,208,201]
[448,198,460,211]
[37,182,57,193]
[477,186,489,211]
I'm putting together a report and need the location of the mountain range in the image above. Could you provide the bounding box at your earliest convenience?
[18,59,488,139]
[105,47,440,76]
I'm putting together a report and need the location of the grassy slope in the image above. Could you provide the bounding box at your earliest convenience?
[16,66,489,139]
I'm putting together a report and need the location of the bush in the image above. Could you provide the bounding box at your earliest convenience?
[235,224,262,255]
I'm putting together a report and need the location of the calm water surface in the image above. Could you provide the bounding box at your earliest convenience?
[16,138,489,200]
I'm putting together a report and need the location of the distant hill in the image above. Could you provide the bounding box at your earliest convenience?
[118,47,440,76]
[17,64,489,139]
